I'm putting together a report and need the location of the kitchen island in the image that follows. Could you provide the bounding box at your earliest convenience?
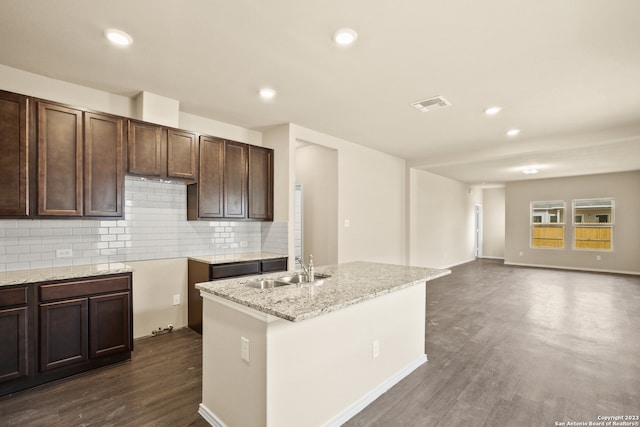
[195,261,450,427]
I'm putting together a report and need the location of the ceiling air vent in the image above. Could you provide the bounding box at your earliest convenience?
[410,96,451,112]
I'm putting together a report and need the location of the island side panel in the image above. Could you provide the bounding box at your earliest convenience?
[266,283,427,427]
[201,296,268,427]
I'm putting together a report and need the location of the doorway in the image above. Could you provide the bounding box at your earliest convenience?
[294,183,303,260]
[295,142,338,266]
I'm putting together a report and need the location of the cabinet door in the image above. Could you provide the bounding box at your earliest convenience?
[167,129,197,180]
[39,298,88,372]
[248,146,273,220]
[224,141,247,218]
[84,112,124,217]
[37,102,83,216]
[127,120,165,177]
[0,307,28,383]
[197,136,224,218]
[0,91,29,216]
[89,292,131,358]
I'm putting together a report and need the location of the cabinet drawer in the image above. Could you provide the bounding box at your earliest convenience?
[261,258,288,273]
[210,261,260,280]
[39,275,131,302]
[0,287,27,307]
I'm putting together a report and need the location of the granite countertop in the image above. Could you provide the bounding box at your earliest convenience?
[188,252,287,265]
[196,261,450,322]
[0,263,133,287]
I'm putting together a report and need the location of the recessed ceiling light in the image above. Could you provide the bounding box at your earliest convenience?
[522,168,539,174]
[484,106,502,115]
[333,28,358,46]
[507,129,521,137]
[105,29,133,46]
[259,87,276,100]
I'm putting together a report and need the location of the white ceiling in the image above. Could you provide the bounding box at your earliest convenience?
[1,0,639,185]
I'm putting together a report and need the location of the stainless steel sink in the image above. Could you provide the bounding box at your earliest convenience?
[244,273,331,289]
[277,273,331,284]
[244,279,291,289]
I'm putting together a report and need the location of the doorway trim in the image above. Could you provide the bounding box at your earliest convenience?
[475,204,483,258]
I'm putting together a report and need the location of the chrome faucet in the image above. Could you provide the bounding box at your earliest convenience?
[296,254,315,282]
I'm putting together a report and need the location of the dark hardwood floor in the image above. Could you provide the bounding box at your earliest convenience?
[346,259,640,426]
[0,328,209,427]
[1,259,639,426]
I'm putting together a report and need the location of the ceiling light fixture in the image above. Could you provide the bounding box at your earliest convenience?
[484,106,502,115]
[522,168,539,174]
[507,129,521,137]
[333,28,358,46]
[104,28,133,46]
[259,87,276,100]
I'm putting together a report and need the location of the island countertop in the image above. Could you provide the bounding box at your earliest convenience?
[196,261,450,322]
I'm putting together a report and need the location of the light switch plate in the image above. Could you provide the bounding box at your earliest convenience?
[241,337,250,363]
[372,340,380,359]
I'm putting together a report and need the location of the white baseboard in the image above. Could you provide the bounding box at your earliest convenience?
[198,355,428,427]
[441,258,476,269]
[504,261,640,276]
[198,403,227,427]
[322,354,428,427]
[479,256,505,260]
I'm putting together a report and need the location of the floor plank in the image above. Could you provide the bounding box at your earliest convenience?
[0,328,208,427]
[345,259,640,426]
[1,259,639,426]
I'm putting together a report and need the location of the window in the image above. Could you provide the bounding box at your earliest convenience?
[573,198,614,250]
[531,201,565,248]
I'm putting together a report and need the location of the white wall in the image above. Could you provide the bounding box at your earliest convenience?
[409,169,478,268]
[292,125,407,265]
[505,171,640,274]
[295,144,338,266]
[129,258,188,338]
[0,64,134,117]
[482,187,505,258]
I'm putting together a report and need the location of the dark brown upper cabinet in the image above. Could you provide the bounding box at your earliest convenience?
[224,141,247,219]
[37,102,83,216]
[187,135,224,219]
[0,91,30,217]
[167,128,198,180]
[248,145,274,221]
[36,101,124,218]
[84,112,124,217]
[188,138,273,221]
[127,120,164,177]
[127,120,197,181]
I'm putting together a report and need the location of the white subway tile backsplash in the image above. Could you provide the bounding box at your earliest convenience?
[0,176,287,271]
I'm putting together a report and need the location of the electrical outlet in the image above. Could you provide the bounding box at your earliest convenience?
[596,255,601,261]
[344,219,351,228]
[519,251,524,256]
[56,248,73,258]
[241,336,250,363]
[173,294,180,305]
[372,340,380,359]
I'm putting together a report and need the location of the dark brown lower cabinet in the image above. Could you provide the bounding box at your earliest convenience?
[187,258,287,334]
[39,298,88,372]
[0,273,132,397]
[90,292,131,358]
[0,307,28,383]
[0,286,29,386]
